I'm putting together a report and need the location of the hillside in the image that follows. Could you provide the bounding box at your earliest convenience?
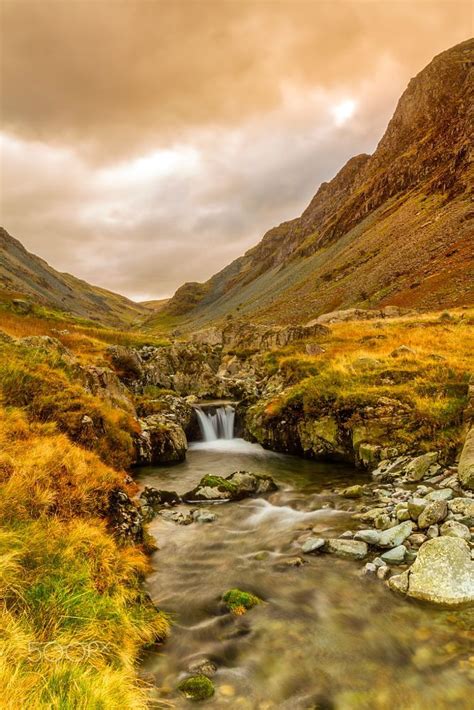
[158,39,473,331]
[0,227,150,326]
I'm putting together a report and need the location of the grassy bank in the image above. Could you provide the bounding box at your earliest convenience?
[0,314,169,707]
[254,309,473,458]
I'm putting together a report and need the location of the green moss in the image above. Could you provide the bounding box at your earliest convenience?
[177,675,215,701]
[200,475,237,493]
[222,588,262,614]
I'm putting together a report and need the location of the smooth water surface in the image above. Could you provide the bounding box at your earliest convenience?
[137,440,473,709]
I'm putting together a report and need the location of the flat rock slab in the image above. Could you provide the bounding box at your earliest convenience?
[388,537,474,607]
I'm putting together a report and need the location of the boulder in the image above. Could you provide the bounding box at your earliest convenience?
[418,500,448,529]
[458,426,474,490]
[325,539,368,560]
[137,415,187,465]
[425,488,453,502]
[390,345,416,358]
[183,471,277,502]
[388,537,474,607]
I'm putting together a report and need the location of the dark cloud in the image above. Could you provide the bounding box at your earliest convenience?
[0,1,471,299]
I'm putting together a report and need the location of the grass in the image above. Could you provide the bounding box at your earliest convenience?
[0,409,169,708]
[252,309,473,457]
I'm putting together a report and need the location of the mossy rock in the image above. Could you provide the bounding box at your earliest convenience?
[177,674,215,701]
[222,588,262,615]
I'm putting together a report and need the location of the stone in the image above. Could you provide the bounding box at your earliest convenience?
[192,509,217,523]
[325,539,368,560]
[358,443,382,468]
[377,521,414,548]
[425,488,454,502]
[354,529,381,545]
[390,345,416,358]
[403,452,439,482]
[396,507,411,522]
[427,525,439,539]
[408,498,427,520]
[183,470,277,502]
[418,500,448,529]
[448,497,474,518]
[187,660,218,678]
[372,556,385,568]
[388,537,474,607]
[377,565,391,580]
[458,427,474,490]
[137,416,187,465]
[381,545,407,565]
[341,484,365,498]
[375,514,393,530]
[301,537,325,554]
[407,533,428,547]
[364,562,377,575]
[439,520,471,541]
[159,509,193,525]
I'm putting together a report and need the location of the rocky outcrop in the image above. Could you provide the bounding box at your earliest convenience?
[78,365,136,416]
[161,41,473,325]
[190,320,329,351]
[136,415,187,465]
[107,488,144,544]
[246,395,418,465]
[388,537,474,607]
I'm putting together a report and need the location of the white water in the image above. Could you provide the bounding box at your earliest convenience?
[195,405,235,441]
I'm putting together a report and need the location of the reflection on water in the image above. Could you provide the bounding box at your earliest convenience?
[137,441,473,709]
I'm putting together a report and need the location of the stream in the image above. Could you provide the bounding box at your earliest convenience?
[136,424,473,709]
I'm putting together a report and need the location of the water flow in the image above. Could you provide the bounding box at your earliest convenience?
[195,405,235,441]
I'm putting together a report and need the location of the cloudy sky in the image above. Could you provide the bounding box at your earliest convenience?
[0,1,471,301]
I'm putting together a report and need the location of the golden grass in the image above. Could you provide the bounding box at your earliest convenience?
[259,308,473,456]
[0,409,169,708]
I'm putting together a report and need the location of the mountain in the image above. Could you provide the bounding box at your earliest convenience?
[0,227,149,326]
[161,39,474,330]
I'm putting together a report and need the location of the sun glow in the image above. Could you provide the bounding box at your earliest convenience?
[331,99,357,126]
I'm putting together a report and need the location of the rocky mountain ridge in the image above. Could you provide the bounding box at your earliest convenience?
[160,39,473,330]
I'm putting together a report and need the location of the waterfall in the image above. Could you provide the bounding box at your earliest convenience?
[195,405,235,441]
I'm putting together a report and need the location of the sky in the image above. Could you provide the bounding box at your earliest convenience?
[0,1,471,301]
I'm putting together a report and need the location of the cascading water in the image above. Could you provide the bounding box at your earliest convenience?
[195,405,235,441]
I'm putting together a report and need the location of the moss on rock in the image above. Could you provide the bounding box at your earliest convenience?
[177,674,215,701]
[222,588,262,615]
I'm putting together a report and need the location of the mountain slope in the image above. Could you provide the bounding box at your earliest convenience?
[0,227,150,326]
[160,38,474,330]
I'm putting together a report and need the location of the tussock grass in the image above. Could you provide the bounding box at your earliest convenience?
[0,410,169,708]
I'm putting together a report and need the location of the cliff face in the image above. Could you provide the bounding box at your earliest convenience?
[162,39,473,329]
[0,227,149,326]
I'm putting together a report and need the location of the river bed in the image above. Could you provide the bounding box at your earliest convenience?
[137,439,473,709]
